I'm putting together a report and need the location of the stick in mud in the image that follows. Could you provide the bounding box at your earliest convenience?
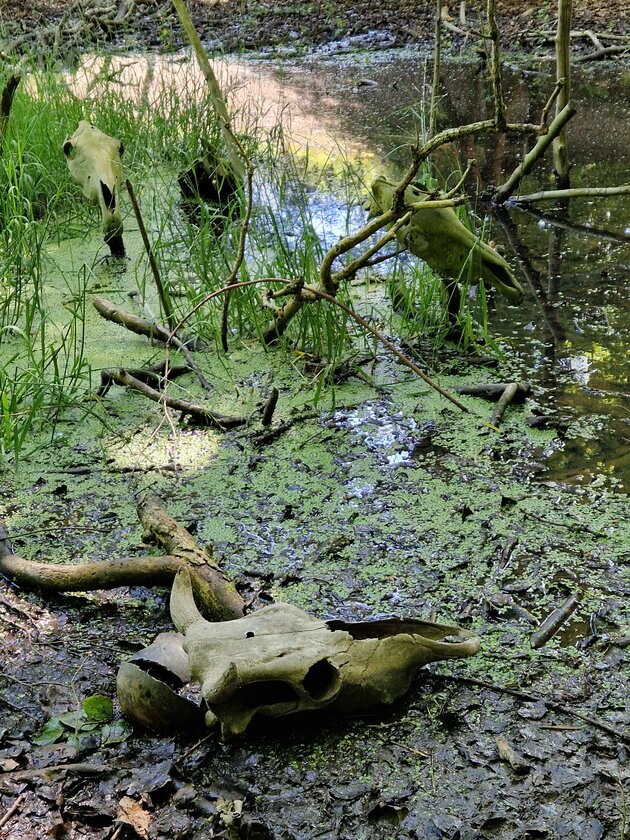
[530,592,582,649]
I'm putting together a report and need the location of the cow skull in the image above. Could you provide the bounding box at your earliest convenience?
[365,176,523,305]
[63,120,125,257]
[170,568,480,737]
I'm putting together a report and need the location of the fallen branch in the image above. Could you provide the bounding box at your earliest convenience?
[494,101,577,204]
[574,43,630,62]
[510,184,630,203]
[97,361,191,397]
[93,297,212,392]
[171,0,245,182]
[261,387,279,426]
[490,382,522,427]
[104,368,246,429]
[530,592,582,649]
[93,296,179,345]
[0,496,245,621]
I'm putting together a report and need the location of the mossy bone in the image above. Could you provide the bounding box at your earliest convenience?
[166,567,480,737]
[63,120,125,257]
[365,176,523,305]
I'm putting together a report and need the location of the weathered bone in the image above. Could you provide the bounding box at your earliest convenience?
[170,568,480,737]
[63,120,125,257]
[366,176,523,304]
[117,632,204,732]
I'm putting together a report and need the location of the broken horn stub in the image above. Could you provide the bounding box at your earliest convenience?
[170,569,479,736]
[116,632,204,732]
[63,119,125,258]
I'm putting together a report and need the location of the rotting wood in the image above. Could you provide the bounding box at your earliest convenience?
[530,592,582,649]
[261,387,279,426]
[93,297,214,393]
[97,362,191,397]
[0,497,245,621]
[510,185,630,203]
[495,736,530,774]
[104,369,246,429]
[93,296,179,345]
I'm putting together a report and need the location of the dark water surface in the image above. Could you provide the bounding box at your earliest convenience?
[256,54,630,490]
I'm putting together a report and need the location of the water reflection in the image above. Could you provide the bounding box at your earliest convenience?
[67,51,629,490]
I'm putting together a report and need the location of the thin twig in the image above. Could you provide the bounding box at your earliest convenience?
[174,278,469,411]
[440,674,630,744]
[126,178,175,331]
[0,793,25,829]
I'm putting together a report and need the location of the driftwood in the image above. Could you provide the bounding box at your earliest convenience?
[0,495,244,621]
[530,592,581,648]
[454,381,531,427]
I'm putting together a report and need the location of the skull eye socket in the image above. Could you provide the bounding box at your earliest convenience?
[63,140,75,159]
[230,680,299,708]
[301,659,338,700]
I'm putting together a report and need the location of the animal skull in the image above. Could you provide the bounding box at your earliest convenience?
[170,568,480,737]
[365,176,523,305]
[63,120,125,257]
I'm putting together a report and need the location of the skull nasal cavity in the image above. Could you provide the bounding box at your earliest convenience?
[302,659,338,700]
[101,181,116,211]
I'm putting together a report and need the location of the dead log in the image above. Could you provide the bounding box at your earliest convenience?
[105,368,246,429]
[0,496,245,621]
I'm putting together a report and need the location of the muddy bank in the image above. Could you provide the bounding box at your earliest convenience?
[2,0,629,58]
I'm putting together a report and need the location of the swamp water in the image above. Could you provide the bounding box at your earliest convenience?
[0,51,628,840]
[59,50,630,490]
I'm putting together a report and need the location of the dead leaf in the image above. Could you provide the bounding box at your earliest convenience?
[495,735,531,774]
[117,795,151,840]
